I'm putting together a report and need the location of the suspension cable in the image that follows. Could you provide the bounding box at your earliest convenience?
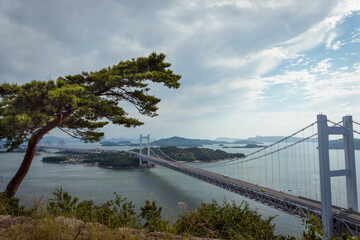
[218,133,318,167]
[353,120,360,126]
[200,122,318,169]
[149,142,177,162]
[150,148,162,159]
[245,121,317,158]
[327,119,360,135]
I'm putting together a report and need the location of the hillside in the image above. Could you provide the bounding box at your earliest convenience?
[328,138,360,150]
[148,146,245,162]
[43,152,140,168]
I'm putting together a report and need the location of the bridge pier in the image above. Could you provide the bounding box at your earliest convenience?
[317,114,358,238]
[139,134,150,165]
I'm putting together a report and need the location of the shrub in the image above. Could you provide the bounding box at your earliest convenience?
[174,200,279,239]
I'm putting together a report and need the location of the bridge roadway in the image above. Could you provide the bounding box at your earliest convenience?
[127,151,360,236]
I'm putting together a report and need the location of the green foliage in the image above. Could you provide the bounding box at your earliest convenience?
[48,187,79,216]
[76,193,139,228]
[0,192,28,216]
[139,200,169,232]
[42,156,69,163]
[174,200,278,239]
[47,188,139,229]
[302,214,326,240]
[147,146,245,162]
[83,152,139,167]
[0,52,181,151]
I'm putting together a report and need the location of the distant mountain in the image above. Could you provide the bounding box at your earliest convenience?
[106,137,137,143]
[223,144,267,149]
[101,140,132,146]
[40,136,81,144]
[246,136,316,143]
[215,137,241,142]
[151,136,225,147]
[328,139,360,150]
[232,140,261,144]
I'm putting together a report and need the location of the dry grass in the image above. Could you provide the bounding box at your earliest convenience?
[0,215,218,240]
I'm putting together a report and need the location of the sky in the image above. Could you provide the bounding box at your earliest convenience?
[0,0,359,140]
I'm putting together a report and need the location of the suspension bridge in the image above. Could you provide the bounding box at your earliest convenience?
[39,114,360,238]
[127,114,360,238]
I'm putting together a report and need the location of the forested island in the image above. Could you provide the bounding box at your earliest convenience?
[43,147,245,169]
[42,152,142,169]
[137,146,245,162]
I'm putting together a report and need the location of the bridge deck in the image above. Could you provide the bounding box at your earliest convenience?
[127,151,360,235]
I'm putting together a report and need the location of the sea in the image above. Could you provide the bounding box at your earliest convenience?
[1,142,359,237]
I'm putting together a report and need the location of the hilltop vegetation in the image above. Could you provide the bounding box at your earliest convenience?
[43,152,140,168]
[143,147,245,162]
[84,152,139,168]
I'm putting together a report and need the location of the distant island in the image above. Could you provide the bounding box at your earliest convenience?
[100,140,132,146]
[42,151,145,169]
[137,146,245,162]
[43,147,245,168]
[232,140,261,145]
[328,139,360,150]
[222,144,267,149]
[150,136,258,148]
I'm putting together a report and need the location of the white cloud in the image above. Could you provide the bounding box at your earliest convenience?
[311,59,333,74]
[0,0,360,139]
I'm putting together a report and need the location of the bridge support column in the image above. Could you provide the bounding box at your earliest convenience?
[317,114,358,238]
[343,116,358,212]
[140,134,143,165]
[139,134,150,165]
[317,114,332,238]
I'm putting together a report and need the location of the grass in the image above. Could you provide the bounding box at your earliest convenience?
[2,188,356,239]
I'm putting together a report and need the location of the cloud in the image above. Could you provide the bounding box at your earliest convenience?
[0,0,360,139]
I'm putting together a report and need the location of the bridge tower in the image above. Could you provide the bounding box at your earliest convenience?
[139,134,150,165]
[317,114,358,237]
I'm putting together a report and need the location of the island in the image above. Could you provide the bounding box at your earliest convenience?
[100,140,132,146]
[135,147,245,162]
[222,144,267,149]
[328,138,360,150]
[42,151,144,169]
[42,147,245,169]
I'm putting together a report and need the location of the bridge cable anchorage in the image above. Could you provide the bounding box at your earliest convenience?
[327,119,360,135]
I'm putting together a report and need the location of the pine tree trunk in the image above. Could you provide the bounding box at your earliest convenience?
[5,136,41,198]
[5,112,73,198]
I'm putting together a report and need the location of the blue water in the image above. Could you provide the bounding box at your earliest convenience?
[3,142,356,237]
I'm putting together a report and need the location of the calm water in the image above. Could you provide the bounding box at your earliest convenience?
[1,142,359,237]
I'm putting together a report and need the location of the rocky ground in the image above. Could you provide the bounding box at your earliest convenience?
[0,215,220,240]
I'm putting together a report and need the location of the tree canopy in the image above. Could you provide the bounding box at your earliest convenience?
[0,52,181,197]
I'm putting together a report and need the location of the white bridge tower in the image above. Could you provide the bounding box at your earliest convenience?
[317,114,358,237]
[139,134,150,165]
